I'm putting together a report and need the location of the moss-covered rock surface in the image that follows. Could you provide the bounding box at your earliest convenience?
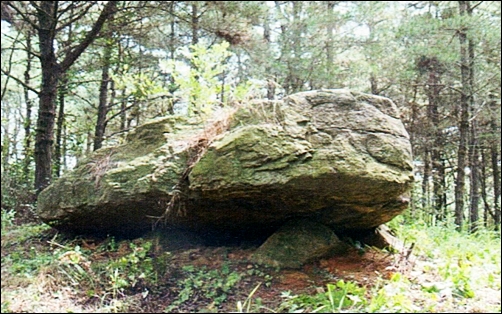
[251,219,348,269]
[37,89,414,238]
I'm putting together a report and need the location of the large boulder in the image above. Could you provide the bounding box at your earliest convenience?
[36,89,414,238]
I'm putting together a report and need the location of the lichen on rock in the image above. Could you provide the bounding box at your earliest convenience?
[36,89,414,239]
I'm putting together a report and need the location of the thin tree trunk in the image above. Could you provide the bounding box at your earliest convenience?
[170,2,176,61]
[120,88,127,131]
[263,11,275,100]
[480,149,491,228]
[191,3,199,46]
[425,64,446,221]
[290,1,303,93]
[467,9,479,232]
[54,74,67,177]
[22,31,34,182]
[118,41,127,130]
[454,1,473,230]
[94,39,113,151]
[62,123,67,171]
[2,105,11,169]
[490,109,501,230]
[422,149,431,211]
[469,121,480,232]
[326,1,335,88]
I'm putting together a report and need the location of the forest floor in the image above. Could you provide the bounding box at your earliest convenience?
[1,219,501,313]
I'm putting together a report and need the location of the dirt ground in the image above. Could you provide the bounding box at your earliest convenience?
[133,242,408,312]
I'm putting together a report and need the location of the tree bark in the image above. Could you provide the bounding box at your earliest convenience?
[326,1,335,88]
[454,1,473,230]
[94,39,113,151]
[490,101,501,230]
[54,74,67,177]
[191,3,199,46]
[480,149,491,228]
[263,10,275,100]
[422,149,431,211]
[34,1,60,193]
[22,31,34,183]
[469,121,480,232]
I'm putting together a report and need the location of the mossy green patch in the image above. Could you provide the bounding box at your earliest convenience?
[252,219,348,269]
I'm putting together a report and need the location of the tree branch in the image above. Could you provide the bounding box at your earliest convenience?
[55,2,95,33]
[0,31,20,101]
[1,68,40,95]
[59,1,117,72]
[105,102,137,124]
[470,1,484,11]
[6,2,40,30]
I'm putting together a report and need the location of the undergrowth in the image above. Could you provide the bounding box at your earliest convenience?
[1,209,500,313]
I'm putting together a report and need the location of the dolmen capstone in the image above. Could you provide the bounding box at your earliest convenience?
[37,89,413,267]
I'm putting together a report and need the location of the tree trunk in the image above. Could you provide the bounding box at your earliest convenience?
[263,11,275,100]
[325,1,335,88]
[34,1,60,193]
[469,121,480,232]
[120,88,127,131]
[454,1,473,230]
[118,41,127,131]
[191,3,199,46]
[54,74,68,177]
[2,105,11,169]
[290,1,303,93]
[22,31,34,183]
[490,105,501,230]
[422,149,431,211]
[94,39,113,151]
[480,149,491,228]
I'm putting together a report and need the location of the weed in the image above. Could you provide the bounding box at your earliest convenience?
[103,240,156,297]
[1,209,16,232]
[276,279,367,313]
[236,282,262,313]
[366,273,417,313]
[5,245,54,276]
[165,263,242,312]
[245,265,274,287]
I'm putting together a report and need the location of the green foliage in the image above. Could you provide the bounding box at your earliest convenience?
[245,266,274,287]
[165,263,242,312]
[1,160,35,220]
[366,273,417,313]
[55,244,97,291]
[1,223,51,248]
[1,209,16,232]
[159,42,231,116]
[104,240,156,297]
[159,41,259,117]
[113,71,168,101]
[277,280,367,313]
[387,219,501,309]
[5,246,54,275]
